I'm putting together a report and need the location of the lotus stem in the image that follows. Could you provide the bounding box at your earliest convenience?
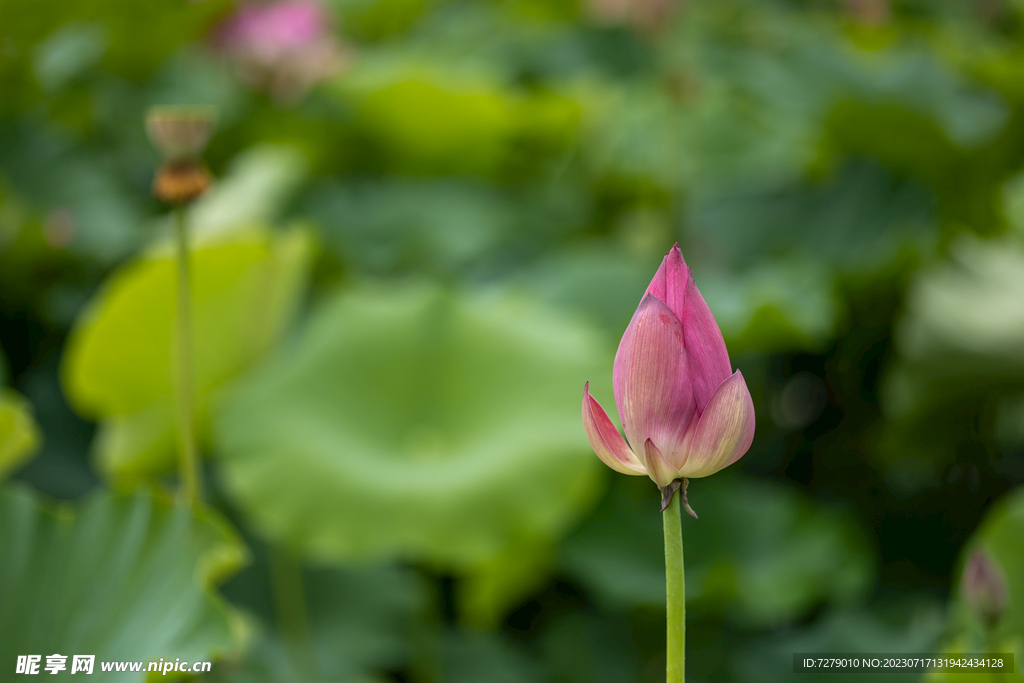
[173,207,201,505]
[269,545,315,674]
[664,489,685,683]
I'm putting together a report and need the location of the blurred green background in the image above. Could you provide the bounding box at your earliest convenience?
[2,0,1024,680]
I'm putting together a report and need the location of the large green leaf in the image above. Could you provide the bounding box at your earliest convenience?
[62,226,311,484]
[338,62,579,177]
[0,389,41,479]
[188,146,308,240]
[214,283,608,625]
[0,484,247,681]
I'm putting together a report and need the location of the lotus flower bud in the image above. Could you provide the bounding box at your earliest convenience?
[146,106,217,205]
[961,549,1008,629]
[582,244,755,513]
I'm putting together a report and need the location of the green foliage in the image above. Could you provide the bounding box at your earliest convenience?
[62,225,311,483]
[879,234,1024,480]
[562,474,873,625]
[955,487,1024,646]
[925,486,1024,683]
[736,603,946,683]
[0,389,41,479]
[211,563,423,682]
[0,484,247,681]
[215,282,608,626]
[0,0,230,113]
[340,65,580,178]
[5,0,1024,680]
[307,177,515,273]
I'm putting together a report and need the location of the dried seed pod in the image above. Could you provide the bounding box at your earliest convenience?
[146,106,217,162]
[152,161,213,205]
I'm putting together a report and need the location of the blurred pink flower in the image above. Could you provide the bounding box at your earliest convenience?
[844,0,890,25]
[586,0,676,32]
[214,0,349,102]
[43,208,75,249]
[582,245,755,508]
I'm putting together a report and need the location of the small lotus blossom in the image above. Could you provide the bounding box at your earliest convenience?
[583,244,755,511]
[214,0,348,102]
[961,549,1008,628]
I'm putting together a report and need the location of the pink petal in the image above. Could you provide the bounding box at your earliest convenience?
[679,371,755,478]
[643,438,679,487]
[645,244,732,411]
[582,384,646,476]
[613,294,697,462]
[217,1,332,62]
[644,243,688,320]
[680,268,732,411]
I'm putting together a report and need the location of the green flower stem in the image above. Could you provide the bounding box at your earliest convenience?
[664,490,685,683]
[269,545,315,674]
[408,576,443,683]
[173,207,201,505]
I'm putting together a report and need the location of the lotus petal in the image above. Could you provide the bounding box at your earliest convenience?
[582,383,646,476]
[643,438,678,487]
[680,269,732,411]
[613,294,697,457]
[680,371,755,478]
[644,243,689,320]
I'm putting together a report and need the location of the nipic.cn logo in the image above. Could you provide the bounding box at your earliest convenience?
[15,655,212,675]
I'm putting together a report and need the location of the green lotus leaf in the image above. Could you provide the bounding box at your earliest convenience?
[188,146,308,240]
[0,389,41,479]
[62,226,311,484]
[214,283,607,622]
[0,484,248,682]
[339,65,579,177]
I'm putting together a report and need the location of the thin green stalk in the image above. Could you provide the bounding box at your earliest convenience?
[664,491,685,683]
[173,207,201,505]
[269,545,316,675]
[407,572,443,683]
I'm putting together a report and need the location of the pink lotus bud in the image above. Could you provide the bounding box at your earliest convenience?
[582,245,755,508]
[214,0,348,102]
[961,549,1008,628]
